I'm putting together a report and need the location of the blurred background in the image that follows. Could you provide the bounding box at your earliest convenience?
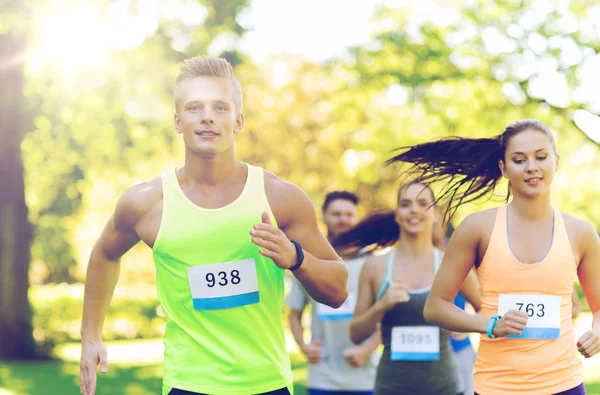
[1,0,599,394]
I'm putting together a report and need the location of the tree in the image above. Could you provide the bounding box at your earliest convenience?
[344,0,600,225]
[0,0,253,356]
[19,0,253,284]
[0,32,36,359]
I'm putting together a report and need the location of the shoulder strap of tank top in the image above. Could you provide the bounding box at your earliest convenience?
[239,162,257,194]
[161,168,179,197]
[376,249,395,300]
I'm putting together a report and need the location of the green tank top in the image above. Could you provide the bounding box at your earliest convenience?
[152,163,292,394]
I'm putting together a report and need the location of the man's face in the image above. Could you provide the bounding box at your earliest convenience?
[323,199,358,237]
[174,76,243,157]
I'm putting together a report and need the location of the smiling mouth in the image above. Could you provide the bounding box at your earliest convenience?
[195,130,219,137]
[525,177,543,184]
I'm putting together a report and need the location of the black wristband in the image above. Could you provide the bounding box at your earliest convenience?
[289,240,304,271]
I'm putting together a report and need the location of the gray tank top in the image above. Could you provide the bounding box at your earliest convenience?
[374,249,463,395]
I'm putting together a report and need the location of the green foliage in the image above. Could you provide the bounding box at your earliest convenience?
[29,278,300,347]
[30,284,164,348]
[345,0,600,225]
[8,0,600,287]
[0,0,29,34]
[17,0,251,283]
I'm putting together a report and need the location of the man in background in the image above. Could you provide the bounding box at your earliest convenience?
[287,191,380,395]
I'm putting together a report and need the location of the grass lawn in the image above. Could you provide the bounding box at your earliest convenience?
[1,314,599,395]
[0,339,309,395]
[1,340,598,395]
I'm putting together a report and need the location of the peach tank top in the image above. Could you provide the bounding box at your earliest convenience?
[474,206,582,394]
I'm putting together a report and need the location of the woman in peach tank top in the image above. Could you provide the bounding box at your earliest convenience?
[387,119,600,394]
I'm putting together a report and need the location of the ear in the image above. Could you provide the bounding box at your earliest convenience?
[174,113,183,134]
[555,153,560,171]
[499,160,508,178]
[234,113,244,135]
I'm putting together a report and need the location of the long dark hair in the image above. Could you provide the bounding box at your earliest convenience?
[332,211,399,250]
[386,119,555,222]
[332,183,435,251]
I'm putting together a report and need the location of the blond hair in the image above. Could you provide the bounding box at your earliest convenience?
[174,56,243,113]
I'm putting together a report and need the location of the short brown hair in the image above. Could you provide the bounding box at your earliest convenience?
[322,191,359,213]
[174,56,243,113]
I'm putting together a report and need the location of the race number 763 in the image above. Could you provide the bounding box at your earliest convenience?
[497,294,561,340]
[516,302,545,317]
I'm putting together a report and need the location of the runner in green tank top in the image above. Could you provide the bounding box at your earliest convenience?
[79,56,349,395]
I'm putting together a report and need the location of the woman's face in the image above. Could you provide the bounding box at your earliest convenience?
[500,129,559,199]
[396,183,437,237]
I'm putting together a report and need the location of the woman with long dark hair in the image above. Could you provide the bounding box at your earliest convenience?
[333,182,480,395]
[391,119,600,394]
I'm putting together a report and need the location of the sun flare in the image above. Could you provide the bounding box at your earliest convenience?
[32,5,109,73]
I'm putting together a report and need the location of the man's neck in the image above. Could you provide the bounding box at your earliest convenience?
[181,145,242,186]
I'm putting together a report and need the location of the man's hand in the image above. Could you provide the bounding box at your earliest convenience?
[79,339,108,395]
[250,212,297,269]
[301,340,323,364]
[343,344,372,367]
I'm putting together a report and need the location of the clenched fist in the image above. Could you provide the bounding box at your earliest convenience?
[379,281,410,312]
[343,344,372,367]
[493,310,528,338]
[577,330,600,359]
[302,340,323,364]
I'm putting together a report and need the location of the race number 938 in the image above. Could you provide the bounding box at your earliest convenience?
[187,258,260,310]
[206,270,241,287]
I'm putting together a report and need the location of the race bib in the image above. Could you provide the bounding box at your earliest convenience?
[316,292,356,320]
[498,294,560,339]
[187,258,259,310]
[391,326,440,361]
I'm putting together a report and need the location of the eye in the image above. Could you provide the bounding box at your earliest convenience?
[513,159,524,164]
[188,106,200,111]
[536,156,547,160]
[216,105,227,111]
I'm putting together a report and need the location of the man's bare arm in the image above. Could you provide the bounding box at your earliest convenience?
[264,174,348,307]
[79,182,158,395]
[80,203,140,341]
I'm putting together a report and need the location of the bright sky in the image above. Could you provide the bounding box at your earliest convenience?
[239,0,376,63]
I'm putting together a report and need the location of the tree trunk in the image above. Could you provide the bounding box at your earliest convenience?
[0,33,36,359]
